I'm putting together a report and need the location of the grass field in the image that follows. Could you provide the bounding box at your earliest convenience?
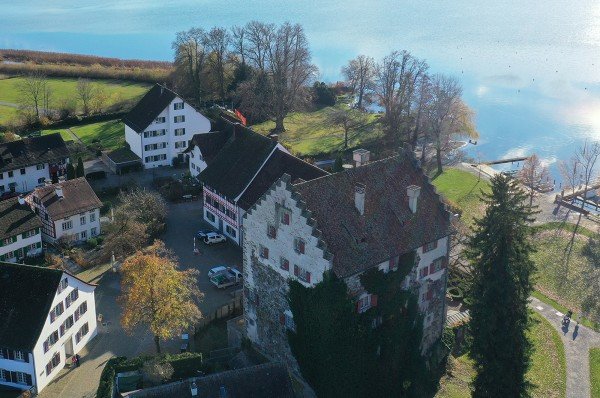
[42,119,125,152]
[592,348,600,398]
[0,105,18,124]
[431,168,491,226]
[437,312,566,398]
[251,104,384,157]
[0,76,149,119]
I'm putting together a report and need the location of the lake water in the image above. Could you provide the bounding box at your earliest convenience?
[2,1,600,183]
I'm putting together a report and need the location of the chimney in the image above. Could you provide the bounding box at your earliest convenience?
[353,149,370,167]
[407,185,421,213]
[355,183,366,215]
[268,133,279,143]
[190,380,198,397]
[55,187,64,199]
[160,85,164,95]
[17,196,25,205]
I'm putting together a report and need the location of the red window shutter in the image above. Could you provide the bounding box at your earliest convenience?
[283,213,290,225]
[294,265,299,276]
[389,259,394,270]
[423,266,429,276]
[442,257,448,269]
[426,289,433,301]
[433,240,438,249]
[306,272,311,283]
[371,294,378,307]
[429,263,435,274]
[264,247,269,259]
[299,240,305,254]
[279,313,286,325]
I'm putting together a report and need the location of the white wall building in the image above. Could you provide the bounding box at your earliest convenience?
[0,134,69,194]
[0,197,43,263]
[123,84,212,168]
[27,178,102,244]
[0,262,97,393]
[242,152,453,370]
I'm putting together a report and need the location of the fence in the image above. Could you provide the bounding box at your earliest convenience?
[195,295,243,331]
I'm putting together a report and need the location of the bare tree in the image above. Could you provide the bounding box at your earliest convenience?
[424,74,478,175]
[518,154,550,207]
[17,72,50,120]
[559,156,579,196]
[206,27,231,101]
[342,55,375,109]
[172,28,209,104]
[231,25,246,65]
[374,50,428,142]
[574,140,600,211]
[76,78,95,115]
[327,108,367,149]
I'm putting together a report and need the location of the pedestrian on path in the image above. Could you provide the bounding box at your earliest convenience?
[75,354,81,367]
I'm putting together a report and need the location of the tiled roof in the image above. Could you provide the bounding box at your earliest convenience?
[292,153,453,278]
[184,131,232,164]
[0,262,62,351]
[105,147,141,164]
[0,133,69,173]
[122,84,177,133]
[126,362,295,398]
[0,197,42,240]
[238,149,328,210]
[32,177,102,220]
[198,126,277,200]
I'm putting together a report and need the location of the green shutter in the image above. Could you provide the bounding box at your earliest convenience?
[37,242,41,248]
[23,246,28,256]
[0,239,3,247]
[22,233,26,239]
[0,254,4,261]
[12,236,17,243]
[35,227,40,234]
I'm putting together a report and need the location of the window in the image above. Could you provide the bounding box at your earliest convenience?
[145,154,167,163]
[422,240,438,253]
[15,372,26,384]
[174,102,184,110]
[267,225,277,239]
[174,141,186,149]
[154,116,166,123]
[80,216,86,225]
[280,257,289,271]
[143,129,166,138]
[294,238,306,254]
[205,210,216,223]
[294,265,311,283]
[91,227,98,236]
[144,142,168,151]
[225,225,236,238]
[36,164,45,170]
[46,352,61,375]
[356,294,378,313]
[62,221,73,230]
[0,369,5,381]
[14,351,24,361]
[419,266,430,279]
[8,171,13,178]
[174,115,185,123]
[280,210,290,225]
[75,301,88,321]
[80,230,87,239]
[279,311,296,331]
[174,128,185,136]
[70,288,79,302]
[50,302,64,322]
[75,322,89,344]
[90,212,96,222]
[43,331,59,353]
[20,168,25,175]
[60,315,74,336]
[37,177,45,184]
[0,172,2,180]
[2,236,14,246]
[259,245,269,259]
[429,257,446,274]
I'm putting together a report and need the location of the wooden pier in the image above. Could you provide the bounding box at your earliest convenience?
[482,156,529,166]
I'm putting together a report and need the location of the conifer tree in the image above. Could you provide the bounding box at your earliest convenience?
[76,157,85,178]
[466,174,536,398]
[66,163,76,180]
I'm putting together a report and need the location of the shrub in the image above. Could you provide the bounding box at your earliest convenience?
[142,359,174,387]
[312,82,336,107]
[87,238,99,249]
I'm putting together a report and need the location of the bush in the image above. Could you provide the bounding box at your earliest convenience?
[87,238,99,249]
[312,82,336,107]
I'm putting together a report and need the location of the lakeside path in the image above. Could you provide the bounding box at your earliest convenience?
[530,297,600,398]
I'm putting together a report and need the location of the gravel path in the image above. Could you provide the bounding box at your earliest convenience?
[530,296,600,398]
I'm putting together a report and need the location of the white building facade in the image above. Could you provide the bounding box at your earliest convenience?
[124,85,211,168]
[0,197,43,263]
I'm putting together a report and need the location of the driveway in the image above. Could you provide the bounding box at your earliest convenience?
[162,201,243,316]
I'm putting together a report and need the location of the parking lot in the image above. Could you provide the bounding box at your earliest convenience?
[161,201,243,316]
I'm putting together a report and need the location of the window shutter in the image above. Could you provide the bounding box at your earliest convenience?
[442,257,448,268]
[306,272,311,283]
[24,352,29,363]
[279,313,286,325]
[426,289,433,301]
[25,373,32,385]
[356,300,361,313]
[264,247,269,259]
[50,311,56,323]
[298,240,305,254]
[429,263,435,274]
[423,267,429,276]
[22,232,26,239]
[283,212,290,225]
[10,371,16,383]
[7,350,14,360]
[371,294,378,307]
[294,265,299,277]
[43,341,49,353]
[389,259,394,270]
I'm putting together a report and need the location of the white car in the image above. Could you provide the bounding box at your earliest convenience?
[208,265,228,278]
[204,232,226,245]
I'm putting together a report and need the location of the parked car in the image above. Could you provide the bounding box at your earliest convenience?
[210,267,243,289]
[196,229,215,239]
[208,265,228,278]
[204,232,226,245]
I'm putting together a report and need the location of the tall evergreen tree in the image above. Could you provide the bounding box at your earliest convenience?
[466,174,536,398]
[76,157,85,178]
[66,163,76,180]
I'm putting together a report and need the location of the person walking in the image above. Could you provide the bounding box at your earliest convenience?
[75,354,81,367]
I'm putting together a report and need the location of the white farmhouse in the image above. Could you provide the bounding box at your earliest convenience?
[242,151,453,371]
[185,130,232,178]
[0,133,69,194]
[123,84,212,168]
[27,178,102,244]
[0,262,97,393]
[0,197,43,262]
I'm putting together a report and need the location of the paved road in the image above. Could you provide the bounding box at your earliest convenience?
[530,296,600,398]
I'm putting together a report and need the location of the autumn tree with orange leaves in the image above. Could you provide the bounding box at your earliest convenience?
[119,241,202,353]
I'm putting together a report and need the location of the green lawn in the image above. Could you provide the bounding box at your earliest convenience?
[0,105,18,123]
[431,168,491,226]
[591,348,600,398]
[42,119,125,152]
[0,76,148,115]
[437,312,566,398]
[251,104,384,157]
